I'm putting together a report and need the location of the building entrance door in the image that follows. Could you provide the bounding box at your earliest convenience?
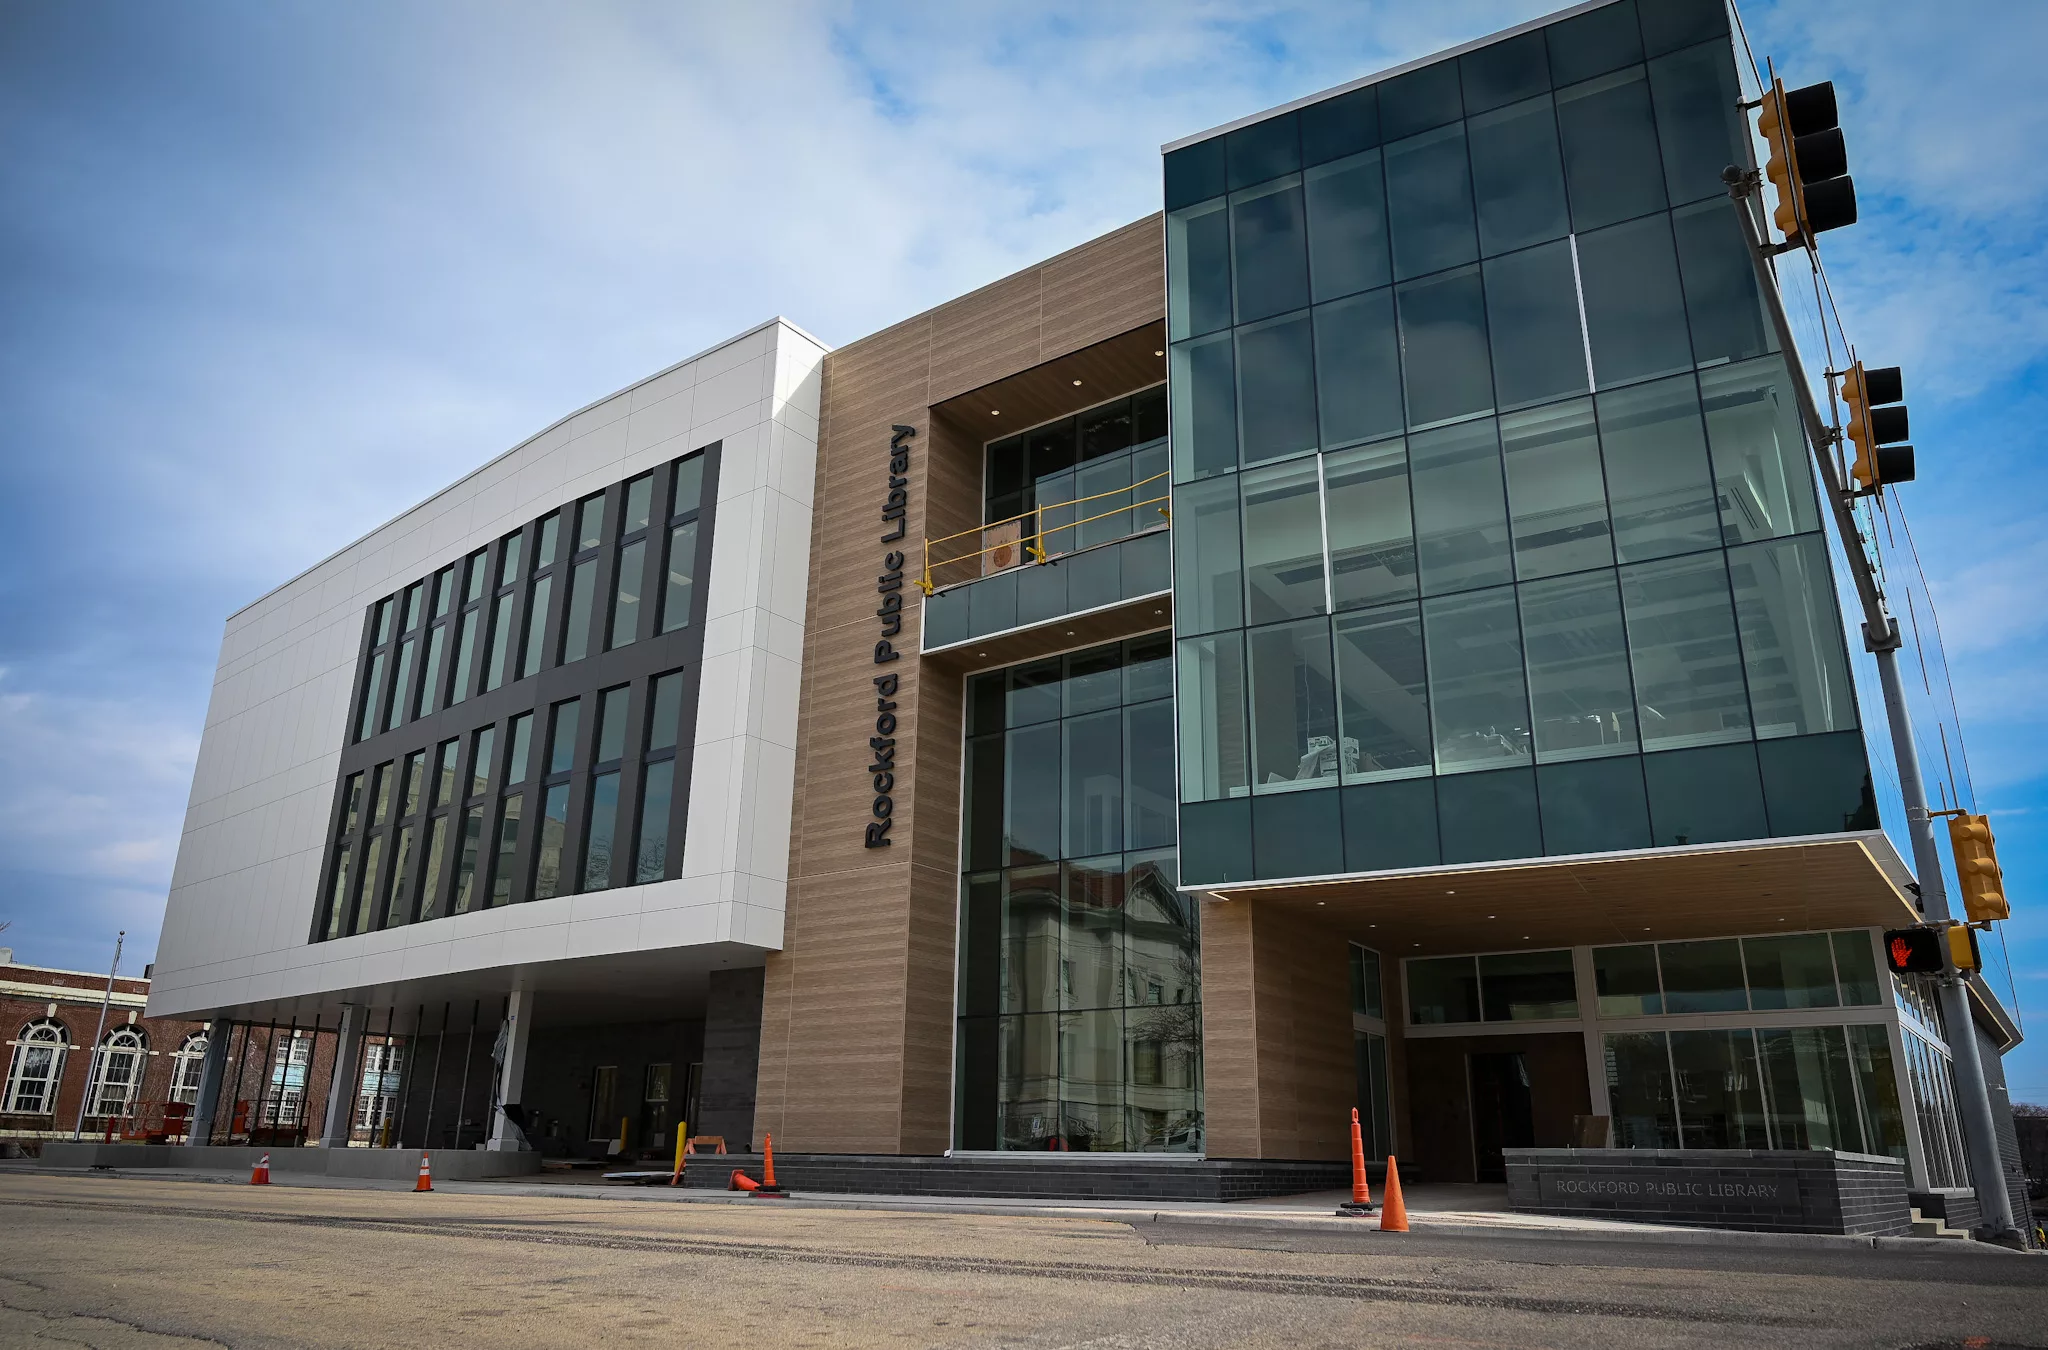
[1469,1051,1534,1182]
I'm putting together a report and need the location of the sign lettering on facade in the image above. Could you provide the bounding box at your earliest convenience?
[866,423,915,848]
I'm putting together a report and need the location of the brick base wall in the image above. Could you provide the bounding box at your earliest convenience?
[679,1153,1355,1201]
[1504,1148,1911,1236]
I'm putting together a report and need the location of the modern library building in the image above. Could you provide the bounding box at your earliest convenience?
[143,0,2030,1233]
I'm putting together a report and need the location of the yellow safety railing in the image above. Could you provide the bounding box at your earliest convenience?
[919,470,1171,595]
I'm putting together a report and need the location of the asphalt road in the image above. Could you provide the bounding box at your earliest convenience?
[0,1173,2042,1349]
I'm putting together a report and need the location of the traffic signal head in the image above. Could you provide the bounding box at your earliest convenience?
[1757,78,1858,242]
[1842,361,1916,491]
[1884,926,1944,975]
[1947,923,1982,972]
[1948,813,2010,922]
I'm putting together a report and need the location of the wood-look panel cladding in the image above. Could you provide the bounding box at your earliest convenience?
[1200,901,1355,1162]
[757,214,1164,1154]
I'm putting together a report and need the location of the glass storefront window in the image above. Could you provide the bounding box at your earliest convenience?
[1406,956,1481,1024]
[1605,1030,1678,1148]
[1742,932,1840,1011]
[1594,943,1661,1016]
[1349,944,1384,1020]
[1757,1025,1862,1152]
[1479,950,1577,1020]
[1656,938,1745,1013]
[1670,1028,1769,1148]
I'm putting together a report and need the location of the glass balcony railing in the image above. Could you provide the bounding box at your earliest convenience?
[920,471,1171,651]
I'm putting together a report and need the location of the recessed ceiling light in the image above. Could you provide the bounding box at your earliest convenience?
[1317,901,1325,906]
[1154,349,1164,357]
[1487,914,1495,919]
[1066,630,1075,636]
[1153,609,1163,615]
[977,652,986,658]
[1446,889,1456,895]
[1072,379,1083,387]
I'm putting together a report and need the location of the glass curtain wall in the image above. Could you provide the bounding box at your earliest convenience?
[1164,0,1873,885]
[954,636,1200,1152]
[984,388,1170,549]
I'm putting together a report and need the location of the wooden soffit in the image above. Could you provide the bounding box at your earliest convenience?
[1202,835,1919,957]
[933,321,1166,439]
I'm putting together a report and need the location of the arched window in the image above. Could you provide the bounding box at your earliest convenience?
[169,1033,209,1105]
[3,1020,69,1115]
[90,1026,148,1117]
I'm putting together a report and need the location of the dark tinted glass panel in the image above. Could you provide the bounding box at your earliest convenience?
[1644,742,1767,846]
[1378,61,1462,141]
[547,700,579,776]
[1605,1029,1677,1147]
[1172,476,1243,635]
[661,521,698,632]
[609,540,645,649]
[1408,956,1481,1024]
[356,651,386,741]
[1461,30,1550,113]
[1247,618,1340,793]
[1594,943,1661,1015]
[1300,85,1379,167]
[1313,289,1403,447]
[1481,949,1577,1019]
[1063,856,1123,1012]
[453,805,484,915]
[562,560,597,663]
[1597,373,1719,562]
[499,533,524,587]
[1126,701,1176,849]
[1232,179,1310,324]
[1005,722,1061,865]
[1304,151,1391,302]
[1226,113,1300,190]
[1009,659,1063,728]
[1537,755,1652,854]
[1028,421,1077,484]
[1649,42,1746,206]
[1744,932,1839,1011]
[1672,199,1770,367]
[1438,766,1542,862]
[1178,798,1252,885]
[1468,95,1570,256]
[469,726,494,797]
[1657,937,1747,1013]
[1701,357,1817,545]
[386,637,415,731]
[491,795,522,906]
[596,686,628,763]
[1728,535,1856,739]
[636,760,673,883]
[1758,731,1876,837]
[1578,213,1695,387]
[1170,333,1237,480]
[1334,602,1431,779]
[1066,647,1121,717]
[520,574,552,678]
[575,494,605,552]
[583,771,619,891]
[1484,240,1590,409]
[1341,776,1439,870]
[1424,586,1531,772]
[506,712,533,784]
[964,736,1004,872]
[1620,551,1751,749]
[1385,123,1478,281]
[536,514,561,569]
[1557,66,1667,231]
[1638,0,1727,58]
[1164,137,1226,212]
[1324,440,1416,610]
[1171,199,1228,340]
[672,453,705,516]
[1236,313,1318,465]
[1501,398,1612,580]
[1080,400,1134,461]
[418,624,447,717]
[647,671,685,752]
[1134,387,1168,443]
[1126,635,1171,701]
[1410,418,1512,595]
[386,824,417,927]
[1835,931,1882,1005]
[483,594,514,691]
[433,740,458,807]
[1761,1025,1864,1152]
[465,549,488,603]
[1546,0,1644,87]
[1252,787,1343,878]
[1672,1028,1768,1147]
[1520,570,1638,761]
[1397,267,1493,428]
[1240,458,1325,623]
[622,474,653,535]
[400,751,424,817]
[432,567,454,617]
[1177,633,1248,803]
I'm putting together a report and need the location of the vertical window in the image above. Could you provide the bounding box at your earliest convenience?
[448,549,488,705]
[89,1028,148,1117]
[1169,331,1238,481]
[595,686,628,763]
[1167,198,1232,342]
[433,739,459,808]
[3,1020,69,1114]
[1597,373,1719,562]
[584,772,620,892]
[1384,121,1478,281]
[417,815,449,921]
[341,772,365,836]
[1423,585,1531,772]
[563,561,597,664]
[1235,313,1318,466]
[355,649,387,743]
[491,795,522,907]
[548,700,581,775]
[1409,418,1512,595]
[1170,476,1244,635]
[647,672,684,752]
[662,522,699,632]
[1313,288,1404,449]
[1230,175,1309,324]
[1727,535,1855,739]
[1247,618,1340,792]
[369,761,392,828]
[1333,601,1432,781]
[1519,571,1638,762]
[168,1033,209,1106]
[352,834,383,936]
[1239,458,1326,623]
[1466,93,1569,256]
[1177,632,1248,802]
[453,805,485,915]
[1396,266,1493,428]
[324,849,354,941]
[385,824,417,928]
[400,750,424,817]
[1500,398,1612,580]
[1482,239,1589,410]
[1304,150,1391,303]
[386,635,416,732]
[521,574,554,678]
[671,453,705,517]
[1323,440,1416,612]
[469,725,496,798]
[576,492,606,551]
[484,594,516,691]
[536,512,561,569]
[1619,550,1751,751]
[636,761,674,883]
[611,539,645,648]
[534,784,571,901]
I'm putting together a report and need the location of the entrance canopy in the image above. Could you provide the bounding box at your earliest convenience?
[1194,833,1918,957]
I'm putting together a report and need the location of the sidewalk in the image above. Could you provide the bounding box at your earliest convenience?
[12,1160,2014,1254]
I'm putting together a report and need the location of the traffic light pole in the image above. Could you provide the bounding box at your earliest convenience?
[1724,168,2021,1244]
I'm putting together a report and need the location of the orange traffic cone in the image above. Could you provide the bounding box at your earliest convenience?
[250,1152,270,1185]
[414,1152,434,1193]
[729,1169,761,1192]
[754,1133,789,1198]
[1335,1108,1375,1215]
[1379,1156,1409,1233]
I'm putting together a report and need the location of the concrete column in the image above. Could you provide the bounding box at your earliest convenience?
[185,1020,233,1145]
[486,989,534,1152]
[317,1004,367,1148]
[697,967,764,1149]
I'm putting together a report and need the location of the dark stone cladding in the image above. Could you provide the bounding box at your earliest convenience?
[1504,1148,1913,1236]
[1911,1187,1980,1233]
[681,1153,1355,1202]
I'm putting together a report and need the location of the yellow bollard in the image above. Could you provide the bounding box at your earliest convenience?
[669,1119,688,1186]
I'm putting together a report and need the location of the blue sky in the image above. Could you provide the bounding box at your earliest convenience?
[3,0,2044,1098]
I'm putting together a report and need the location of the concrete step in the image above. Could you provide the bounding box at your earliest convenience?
[1908,1208,1969,1240]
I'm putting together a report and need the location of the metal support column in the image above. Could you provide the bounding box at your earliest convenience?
[186,1019,233,1146]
